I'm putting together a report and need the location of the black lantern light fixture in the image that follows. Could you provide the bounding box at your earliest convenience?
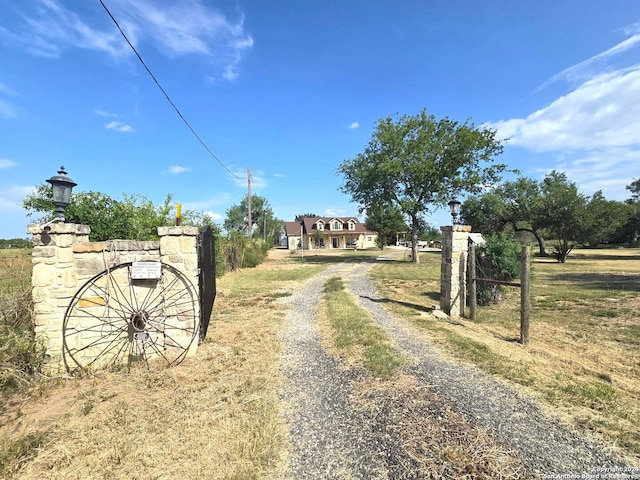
[448,198,461,225]
[46,166,77,221]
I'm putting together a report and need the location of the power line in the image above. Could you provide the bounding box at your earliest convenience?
[98,0,243,179]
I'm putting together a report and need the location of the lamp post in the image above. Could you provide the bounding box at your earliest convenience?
[46,166,77,222]
[448,198,461,225]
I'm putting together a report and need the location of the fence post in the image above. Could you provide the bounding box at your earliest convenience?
[468,241,476,321]
[520,245,530,344]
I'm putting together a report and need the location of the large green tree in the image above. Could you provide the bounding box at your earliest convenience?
[364,204,407,249]
[462,177,548,255]
[533,171,588,263]
[338,109,506,263]
[581,191,632,247]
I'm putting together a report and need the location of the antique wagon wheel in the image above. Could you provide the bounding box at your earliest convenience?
[62,262,198,373]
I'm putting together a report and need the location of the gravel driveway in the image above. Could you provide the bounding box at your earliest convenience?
[279,258,631,479]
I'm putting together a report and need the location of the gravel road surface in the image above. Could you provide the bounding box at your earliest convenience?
[279,258,631,479]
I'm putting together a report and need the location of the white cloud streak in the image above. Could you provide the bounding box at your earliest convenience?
[0,100,16,119]
[182,194,230,212]
[542,34,640,87]
[1,0,253,80]
[230,168,267,189]
[105,120,133,132]
[94,109,117,117]
[491,67,640,152]
[167,165,190,174]
[348,121,360,129]
[0,159,16,169]
[0,82,18,119]
[324,208,347,217]
[0,185,33,212]
[490,64,640,201]
[489,22,640,202]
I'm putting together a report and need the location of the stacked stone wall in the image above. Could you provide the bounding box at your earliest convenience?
[28,223,199,372]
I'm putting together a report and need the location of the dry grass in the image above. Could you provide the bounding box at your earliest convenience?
[317,275,404,379]
[369,247,640,465]
[0,248,324,479]
[352,375,536,478]
[5,245,638,477]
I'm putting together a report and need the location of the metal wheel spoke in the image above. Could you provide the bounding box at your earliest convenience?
[63,262,198,373]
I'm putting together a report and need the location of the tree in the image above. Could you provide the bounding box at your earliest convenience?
[23,184,174,241]
[295,213,318,221]
[534,171,588,263]
[626,178,640,203]
[462,177,548,256]
[223,194,283,245]
[419,223,442,242]
[622,179,640,244]
[581,191,630,247]
[338,109,506,263]
[364,204,407,249]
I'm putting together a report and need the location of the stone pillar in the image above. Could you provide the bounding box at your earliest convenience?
[28,222,90,371]
[158,225,200,293]
[440,224,472,318]
[158,226,201,357]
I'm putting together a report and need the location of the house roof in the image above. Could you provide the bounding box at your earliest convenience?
[285,217,374,236]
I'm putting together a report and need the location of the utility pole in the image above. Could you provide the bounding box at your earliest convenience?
[247,167,252,241]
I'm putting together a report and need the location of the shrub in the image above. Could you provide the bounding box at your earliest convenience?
[475,233,521,306]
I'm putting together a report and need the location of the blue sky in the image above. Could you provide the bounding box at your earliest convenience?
[1,0,639,239]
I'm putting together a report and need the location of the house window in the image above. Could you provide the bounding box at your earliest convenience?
[348,222,355,231]
[367,236,372,242]
[317,222,324,230]
[333,221,341,230]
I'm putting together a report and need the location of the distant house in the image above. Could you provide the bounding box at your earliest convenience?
[285,216,378,251]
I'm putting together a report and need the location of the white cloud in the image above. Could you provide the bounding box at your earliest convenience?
[105,121,134,132]
[544,147,640,201]
[0,185,33,212]
[324,208,347,217]
[491,67,640,152]
[4,0,128,58]
[94,109,117,117]
[348,122,360,129]
[542,36,640,88]
[273,173,286,178]
[230,168,267,189]
[0,82,18,119]
[0,159,16,169]
[182,194,230,212]
[222,65,239,81]
[0,99,16,119]
[0,83,18,96]
[489,32,640,203]
[167,165,190,174]
[0,0,253,80]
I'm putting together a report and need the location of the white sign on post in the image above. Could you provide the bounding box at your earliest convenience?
[131,261,162,280]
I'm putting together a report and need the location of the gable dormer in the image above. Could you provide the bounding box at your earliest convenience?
[316,220,324,231]
[347,219,356,231]
[330,219,343,231]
